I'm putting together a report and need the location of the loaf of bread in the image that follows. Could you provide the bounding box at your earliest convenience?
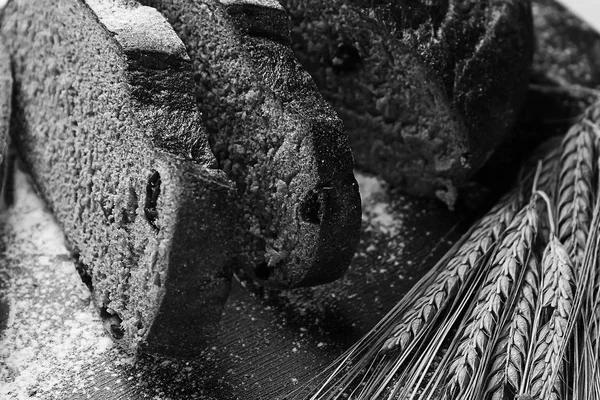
[141,0,362,288]
[1,0,238,356]
[0,39,10,201]
[280,0,534,206]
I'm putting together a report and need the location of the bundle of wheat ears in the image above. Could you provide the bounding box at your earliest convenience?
[287,99,600,400]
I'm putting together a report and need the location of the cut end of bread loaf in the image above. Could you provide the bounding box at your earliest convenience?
[232,34,362,288]
[131,159,235,356]
[2,0,237,356]
[142,0,362,289]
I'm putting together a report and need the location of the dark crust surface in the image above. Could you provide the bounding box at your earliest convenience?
[1,0,237,357]
[142,0,362,288]
[281,0,533,205]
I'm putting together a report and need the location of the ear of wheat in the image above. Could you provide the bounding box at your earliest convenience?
[521,235,575,399]
[482,254,540,400]
[441,200,539,400]
[576,103,600,400]
[556,117,595,265]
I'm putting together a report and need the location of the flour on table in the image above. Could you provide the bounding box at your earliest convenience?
[356,171,407,237]
[0,168,111,399]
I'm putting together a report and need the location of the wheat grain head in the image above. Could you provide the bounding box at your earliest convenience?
[442,200,539,399]
[524,235,575,399]
[483,254,540,400]
[556,119,595,265]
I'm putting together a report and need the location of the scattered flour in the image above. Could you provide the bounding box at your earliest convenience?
[355,171,407,237]
[0,169,111,399]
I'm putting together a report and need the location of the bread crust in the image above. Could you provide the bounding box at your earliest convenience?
[142,0,362,288]
[281,0,533,206]
[1,0,237,356]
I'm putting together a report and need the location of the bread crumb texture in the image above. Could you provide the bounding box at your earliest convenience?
[1,0,235,355]
[0,169,221,399]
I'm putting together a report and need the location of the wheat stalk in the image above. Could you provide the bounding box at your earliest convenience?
[381,191,520,353]
[522,139,563,202]
[482,254,540,400]
[521,235,575,399]
[582,103,600,305]
[556,117,595,265]
[571,196,600,400]
[566,102,600,400]
[442,199,539,399]
[579,110,600,400]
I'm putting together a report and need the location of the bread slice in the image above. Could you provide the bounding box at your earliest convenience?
[141,0,362,288]
[0,39,10,203]
[281,0,534,207]
[1,0,237,356]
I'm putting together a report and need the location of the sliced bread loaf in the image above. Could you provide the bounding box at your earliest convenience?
[1,0,237,356]
[141,0,362,288]
[280,0,534,207]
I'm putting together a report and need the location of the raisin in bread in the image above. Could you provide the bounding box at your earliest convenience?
[141,0,362,288]
[1,0,237,356]
[280,0,534,207]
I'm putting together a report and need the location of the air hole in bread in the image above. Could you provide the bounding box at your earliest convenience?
[100,308,124,340]
[299,188,322,224]
[460,151,472,165]
[254,262,271,280]
[144,171,161,232]
[332,44,361,74]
